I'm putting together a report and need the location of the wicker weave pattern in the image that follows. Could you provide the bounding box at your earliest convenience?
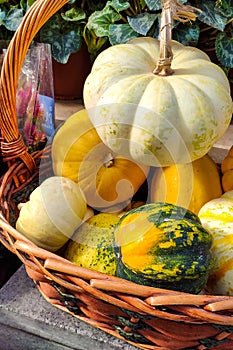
[1,1,233,349]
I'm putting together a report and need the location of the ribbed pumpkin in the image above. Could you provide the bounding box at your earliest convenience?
[114,203,213,294]
[198,190,233,295]
[84,33,232,167]
[52,109,149,211]
[150,154,222,214]
[221,145,233,192]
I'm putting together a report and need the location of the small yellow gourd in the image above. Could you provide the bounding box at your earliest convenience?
[64,213,119,275]
[150,154,222,214]
[221,145,233,192]
[16,176,87,252]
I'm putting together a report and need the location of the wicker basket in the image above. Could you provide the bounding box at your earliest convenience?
[1,1,233,349]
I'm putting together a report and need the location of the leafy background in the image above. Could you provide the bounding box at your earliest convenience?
[1,0,233,78]
[86,0,233,76]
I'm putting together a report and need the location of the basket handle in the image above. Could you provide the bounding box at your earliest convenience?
[0,0,69,172]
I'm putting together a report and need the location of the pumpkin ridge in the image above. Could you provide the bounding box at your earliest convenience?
[97,74,156,105]
[166,77,227,156]
[84,36,232,166]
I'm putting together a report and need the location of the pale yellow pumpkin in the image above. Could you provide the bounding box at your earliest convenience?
[198,190,233,295]
[52,109,149,211]
[150,154,222,214]
[83,37,232,167]
[16,176,87,252]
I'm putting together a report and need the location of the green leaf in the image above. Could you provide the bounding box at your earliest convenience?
[196,0,228,31]
[40,19,82,63]
[109,23,139,45]
[139,0,147,10]
[53,31,82,64]
[111,0,130,12]
[127,12,159,35]
[27,0,35,6]
[87,5,122,37]
[173,22,200,47]
[83,26,108,60]
[215,31,233,68]
[20,0,29,10]
[4,8,24,31]
[145,0,161,11]
[0,9,6,25]
[61,7,86,22]
[213,0,233,18]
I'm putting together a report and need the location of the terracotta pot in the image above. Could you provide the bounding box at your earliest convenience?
[52,43,92,100]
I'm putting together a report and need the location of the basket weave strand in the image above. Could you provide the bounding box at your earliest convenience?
[0,1,233,349]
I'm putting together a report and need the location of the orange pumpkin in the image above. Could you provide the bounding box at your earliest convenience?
[52,109,149,211]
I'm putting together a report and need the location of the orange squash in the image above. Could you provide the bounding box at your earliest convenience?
[52,109,149,211]
[221,145,233,192]
[150,154,222,214]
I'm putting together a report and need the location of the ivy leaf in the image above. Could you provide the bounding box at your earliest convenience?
[145,0,161,11]
[49,31,82,64]
[109,23,139,45]
[196,0,228,31]
[213,0,233,18]
[110,0,130,12]
[0,9,6,25]
[83,27,108,60]
[40,18,82,63]
[27,0,36,6]
[4,8,24,31]
[217,0,232,6]
[87,4,122,37]
[127,12,159,36]
[139,0,147,10]
[173,22,200,47]
[61,8,86,22]
[215,31,233,68]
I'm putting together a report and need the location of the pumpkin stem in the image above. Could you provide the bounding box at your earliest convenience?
[104,152,114,168]
[153,0,200,76]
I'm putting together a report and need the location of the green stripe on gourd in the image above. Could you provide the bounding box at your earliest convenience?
[64,213,119,275]
[114,203,213,294]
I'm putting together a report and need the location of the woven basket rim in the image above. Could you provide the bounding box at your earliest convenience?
[1,1,233,349]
